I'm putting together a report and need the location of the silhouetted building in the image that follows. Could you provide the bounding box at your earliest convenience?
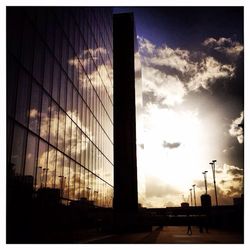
[181,202,189,208]
[200,194,212,207]
[7,7,114,208]
[113,13,138,213]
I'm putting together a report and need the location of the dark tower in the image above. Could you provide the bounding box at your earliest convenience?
[113,13,138,213]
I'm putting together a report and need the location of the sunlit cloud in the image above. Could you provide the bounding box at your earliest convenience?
[203,37,243,58]
[215,163,243,198]
[142,66,187,106]
[229,111,244,144]
[138,36,235,107]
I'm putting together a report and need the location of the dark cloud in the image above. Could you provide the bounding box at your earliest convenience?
[163,141,181,149]
[233,177,243,182]
[145,176,179,198]
[227,168,243,176]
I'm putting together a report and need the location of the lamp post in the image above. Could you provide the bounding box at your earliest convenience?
[192,184,197,207]
[210,160,218,206]
[189,188,193,206]
[202,171,208,194]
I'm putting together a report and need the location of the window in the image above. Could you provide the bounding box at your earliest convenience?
[24,133,38,180]
[75,164,81,200]
[69,160,75,200]
[55,151,64,191]
[33,35,45,84]
[63,156,70,200]
[52,60,60,103]
[29,82,41,134]
[21,19,35,72]
[37,140,48,189]
[7,54,19,118]
[60,71,67,111]
[65,115,71,156]
[49,101,59,147]
[15,69,31,126]
[58,109,66,152]
[47,146,56,188]
[66,81,72,115]
[54,23,62,62]
[40,93,51,141]
[43,49,53,94]
[10,125,27,176]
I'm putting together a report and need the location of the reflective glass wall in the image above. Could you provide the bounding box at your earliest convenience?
[7,7,113,207]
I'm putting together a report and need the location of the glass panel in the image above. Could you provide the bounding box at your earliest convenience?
[63,156,70,200]
[49,101,59,147]
[58,109,65,152]
[69,160,75,200]
[71,122,77,160]
[15,69,31,126]
[54,23,62,62]
[81,132,86,166]
[60,71,67,111]
[46,11,55,51]
[65,115,71,156]
[80,167,85,198]
[40,93,51,141]
[7,54,19,118]
[76,127,81,163]
[55,151,64,191]
[43,49,53,94]
[29,82,41,134]
[21,19,35,72]
[10,125,26,176]
[61,35,68,72]
[7,8,24,58]
[47,146,56,188]
[66,81,72,116]
[68,46,74,82]
[24,133,38,181]
[75,164,81,200]
[72,88,78,123]
[36,140,48,189]
[52,60,60,103]
[33,34,45,84]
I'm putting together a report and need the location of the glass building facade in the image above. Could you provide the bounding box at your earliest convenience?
[7,7,114,207]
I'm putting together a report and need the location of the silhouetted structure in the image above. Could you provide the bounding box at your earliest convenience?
[113,13,138,213]
[201,194,212,207]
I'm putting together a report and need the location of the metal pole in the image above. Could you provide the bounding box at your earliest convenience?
[202,171,208,194]
[192,184,197,206]
[210,160,218,206]
[189,188,193,206]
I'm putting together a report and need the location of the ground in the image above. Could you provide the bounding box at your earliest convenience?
[80,226,243,244]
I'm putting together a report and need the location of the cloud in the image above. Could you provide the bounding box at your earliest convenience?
[215,164,243,198]
[203,37,243,58]
[145,176,180,198]
[163,141,181,149]
[229,111,244,143]
[138,37,235,106]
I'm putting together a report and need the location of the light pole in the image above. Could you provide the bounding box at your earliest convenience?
[189,188,193,206]
[202,171,208,194]
[192,184,197,206]
[210,160,218,206]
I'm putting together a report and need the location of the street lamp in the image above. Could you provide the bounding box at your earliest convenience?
[202,171,208,194]
[189,188,193,206]
[210,160,218,206]
[192,184,197,206]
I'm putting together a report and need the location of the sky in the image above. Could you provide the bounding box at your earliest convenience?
[115,7,244,208]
